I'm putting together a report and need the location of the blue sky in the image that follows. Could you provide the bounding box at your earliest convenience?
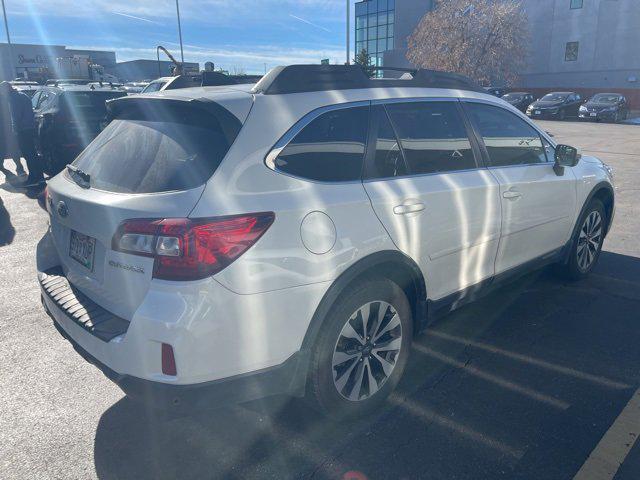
[3,0,353,73]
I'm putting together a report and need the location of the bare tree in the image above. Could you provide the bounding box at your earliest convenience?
[231,65,246,76]
[406,0,529,85]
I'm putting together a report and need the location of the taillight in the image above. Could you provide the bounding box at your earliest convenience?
[112,212,275,281]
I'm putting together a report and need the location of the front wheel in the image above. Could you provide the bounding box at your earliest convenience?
[306,278,413,419]
[555,199,606,280]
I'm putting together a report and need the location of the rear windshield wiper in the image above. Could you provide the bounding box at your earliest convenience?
[66,164,91,189]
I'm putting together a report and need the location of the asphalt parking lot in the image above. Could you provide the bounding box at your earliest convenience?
[1,120,640,480]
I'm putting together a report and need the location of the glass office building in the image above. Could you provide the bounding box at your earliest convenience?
[355,0,395,71]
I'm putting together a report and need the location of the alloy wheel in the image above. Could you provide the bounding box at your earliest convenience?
[577,211,603,272]
[331,300,402,401]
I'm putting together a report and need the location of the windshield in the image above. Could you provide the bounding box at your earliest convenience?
[502,93,523,101]
[591,94,621,103]
[141,80,166,93]
[71,105,238,193]
[541,93,568,102]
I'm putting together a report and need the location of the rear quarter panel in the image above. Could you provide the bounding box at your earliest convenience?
[189,94,399,295]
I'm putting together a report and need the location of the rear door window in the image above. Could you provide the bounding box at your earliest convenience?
[273,106,369,182]
[385,101,477,175]
[71,103,241,193]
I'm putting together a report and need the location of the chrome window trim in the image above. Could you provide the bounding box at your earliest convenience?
[264,100,370,184]
[362,166,486,184]
[486,162,556,171]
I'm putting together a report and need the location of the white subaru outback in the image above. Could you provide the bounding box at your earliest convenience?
[37,65,615,418]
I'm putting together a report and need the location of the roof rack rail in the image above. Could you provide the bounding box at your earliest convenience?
[251,64,484,95]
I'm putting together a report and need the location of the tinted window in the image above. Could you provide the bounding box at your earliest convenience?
[502,93,523,101]
[465,103,547,167]
[542,93,568,102]
[274,106,369,182]
[141,81,166,93]
[385,102,476,175]
[60,91,125,118]
[368,106,406,179]
[72,105,239,193]
[31,91,42,109]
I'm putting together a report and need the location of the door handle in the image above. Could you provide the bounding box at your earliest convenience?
[502,190,522,199]
[393,202,425,215]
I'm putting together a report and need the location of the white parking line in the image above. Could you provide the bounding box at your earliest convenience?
[389,396,525,459]
[414,344,571,409]
[425,331,630,390]
[574,388,640,480]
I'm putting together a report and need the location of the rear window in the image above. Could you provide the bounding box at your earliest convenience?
[60,92,125,117]
[141,81,166,93]
[70,103,240,193]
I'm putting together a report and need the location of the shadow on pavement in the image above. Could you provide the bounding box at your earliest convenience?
[93,251,640,480]
[0,196,15,246]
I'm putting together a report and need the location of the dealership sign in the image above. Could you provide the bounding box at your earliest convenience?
[17,54,49,65]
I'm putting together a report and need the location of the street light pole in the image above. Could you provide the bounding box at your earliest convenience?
[346,0,350,64]
[175,0,185,64]
[1,0,15,79]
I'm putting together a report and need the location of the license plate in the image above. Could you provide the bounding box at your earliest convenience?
[590,113,597,117]
[69,230,96,272]
[535,110,541,115]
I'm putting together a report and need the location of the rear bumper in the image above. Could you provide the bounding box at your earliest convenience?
[37,227,326,410]
[45,298,309,412]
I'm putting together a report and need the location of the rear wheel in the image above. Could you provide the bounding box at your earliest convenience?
[306,278,413,419]
[556,199,606,280]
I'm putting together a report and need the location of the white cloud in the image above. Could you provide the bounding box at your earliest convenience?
[110,12,163,25]
[68,43,346,74]
[289,14,332,32]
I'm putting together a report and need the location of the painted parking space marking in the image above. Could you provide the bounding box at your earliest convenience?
[574,388,640,480]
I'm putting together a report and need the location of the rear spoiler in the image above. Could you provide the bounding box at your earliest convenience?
[105,96,242,146]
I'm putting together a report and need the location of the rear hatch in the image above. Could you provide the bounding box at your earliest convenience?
[45,92,251,320]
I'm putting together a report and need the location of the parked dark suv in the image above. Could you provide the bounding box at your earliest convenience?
[579,93,629,123]
[31,85,126,174]
[501,92,536,113]
[527,92,582,120]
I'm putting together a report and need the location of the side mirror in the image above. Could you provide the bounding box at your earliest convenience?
[554,144,580,175]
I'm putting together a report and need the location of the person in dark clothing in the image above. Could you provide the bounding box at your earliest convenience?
[0,83,23,178]
[0,81,44,186]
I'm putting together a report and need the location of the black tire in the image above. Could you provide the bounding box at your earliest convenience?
[555,199,606,280]
[306,277,413,419]
[559,109,566,121]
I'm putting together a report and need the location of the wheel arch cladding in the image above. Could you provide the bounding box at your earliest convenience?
[301,250,427,353]
[591,183,614,236]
